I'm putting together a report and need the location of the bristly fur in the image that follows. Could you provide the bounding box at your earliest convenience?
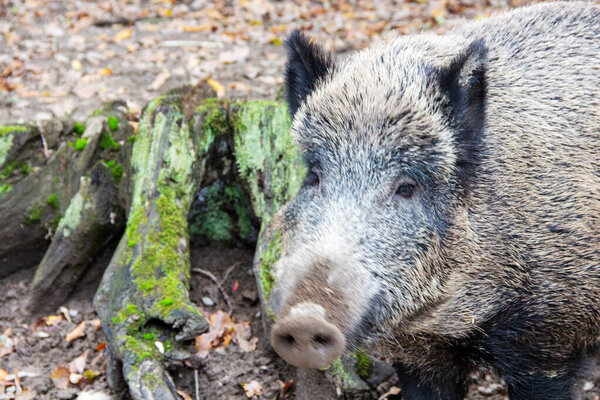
[274,2,600,399]
[285,30,334,117]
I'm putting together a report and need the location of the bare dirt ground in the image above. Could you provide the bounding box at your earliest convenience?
[2,0,600,399]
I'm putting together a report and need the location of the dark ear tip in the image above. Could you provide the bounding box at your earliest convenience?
[286,29,314,55]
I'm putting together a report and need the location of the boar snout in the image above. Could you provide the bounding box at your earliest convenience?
[271,311,345,369]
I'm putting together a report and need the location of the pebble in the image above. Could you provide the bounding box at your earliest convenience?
[202,297,215,306]
[583,381,595,391]
[56,389,78,399]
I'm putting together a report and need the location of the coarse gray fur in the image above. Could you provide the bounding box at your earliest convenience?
[272,2,600,399]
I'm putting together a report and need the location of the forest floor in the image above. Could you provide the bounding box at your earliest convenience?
[2,0,600,399]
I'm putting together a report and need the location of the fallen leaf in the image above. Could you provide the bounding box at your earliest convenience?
[241,380,263,398]
[148,70,171,91]
[176,389,193,400]
[88,319,102,330]
[232,281,239,291]
[0,368,8,381]
[277,379,294,398]
[46,315,63,326]
[113,29,132,42]
[66,321,86,342]
[71,59,83,70]
[51,366,71,390]
[100,68,113,76]
[83,369,100,381]
[15,388,36,400]
[59,306,72,323]
[207,78,225,98]
[378,386,401,400]
[95,342,106,351]
[70,372,83,384]
[69,350,89,374]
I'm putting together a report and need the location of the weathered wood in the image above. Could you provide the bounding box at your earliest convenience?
[0,86,390,399]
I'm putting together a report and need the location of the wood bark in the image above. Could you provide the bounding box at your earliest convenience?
[0,85,390,399]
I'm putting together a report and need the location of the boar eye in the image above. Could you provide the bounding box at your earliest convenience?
[305,170,320,187]
[394,182,416,199]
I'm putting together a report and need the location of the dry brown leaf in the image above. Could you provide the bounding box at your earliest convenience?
[65,321,86,342]
[50,366,71,390]
[277,379,294,398]
[207,78,226,98]
[88,319,102,330]
[378,386,401,400]
[69,350,89,374]
[100,68,113,76]
[148,70,171,91]
[176,389,193,400]
[113,29,132,42]
[241,380,263,398]
[181,23,216,32]
[15,388,36,400]
[59,306,72,323]
[0,368,8,382]
[45,315,63,326]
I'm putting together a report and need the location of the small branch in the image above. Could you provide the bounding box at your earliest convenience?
[194,369,200,400]
[193,268,233,315]
[220,261,242,286]
[162,40,224,48]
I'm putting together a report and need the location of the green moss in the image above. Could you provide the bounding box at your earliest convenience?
[351,348,373,379]
[45,194,60,210]
[230,101,306,224]
[111,164,123,183]
[25,206,43,225]
[74,138,88,151]
[128,240,137,248]
[124,96,202,321]
[331,357,369,391]
[20,162,33,175]
[258,230,280,298]
[121,335,154,363]
[158,298,174,306]
[142,332,155,340]
[108,116,119,131]
[0,132,15,168]
[0,125,28,136]
[192,99,229,152]
[0,184,11,196]
[127,135,136,143]
[101,132,120,151]
[74,122,86,136]
[57,178,93,237]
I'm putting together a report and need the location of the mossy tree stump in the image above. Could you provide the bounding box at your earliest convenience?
[0,85,386,399]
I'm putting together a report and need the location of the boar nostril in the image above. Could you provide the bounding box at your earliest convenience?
[312,334,329,345]
[271,312,346,369]
[285,334,295,344]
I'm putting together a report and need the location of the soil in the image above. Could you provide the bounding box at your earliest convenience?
[3,245,600,399]
[3,0,600,399]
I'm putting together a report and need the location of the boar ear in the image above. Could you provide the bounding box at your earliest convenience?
[285,30,334,118]
[438,39,487,148]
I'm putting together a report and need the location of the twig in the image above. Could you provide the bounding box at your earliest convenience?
[194,369,200,400]
[220,261,242,286]
[162,40,224,48]
[193,268,233,315]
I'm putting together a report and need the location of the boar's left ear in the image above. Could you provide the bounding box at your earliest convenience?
[285,30,334,118]
[438,39,487,150]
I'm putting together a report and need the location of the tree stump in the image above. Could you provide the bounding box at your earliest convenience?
[0,85,391,399]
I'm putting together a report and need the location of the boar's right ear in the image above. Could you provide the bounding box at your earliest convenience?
[438,39,487,153]
[285,30,334,118]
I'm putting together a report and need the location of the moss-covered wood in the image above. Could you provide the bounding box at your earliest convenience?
[0,85,383,399]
